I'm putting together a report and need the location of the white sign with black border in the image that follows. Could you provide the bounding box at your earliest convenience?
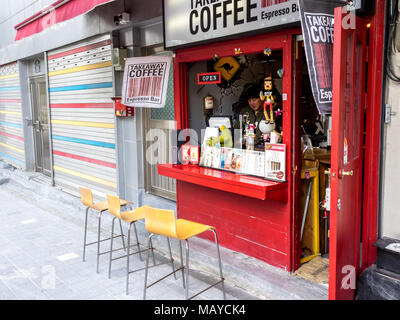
[163,0,301,49]
[122,56,172,108]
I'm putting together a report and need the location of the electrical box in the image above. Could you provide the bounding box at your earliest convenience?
[112,48,127,71]
[111,97,134,117]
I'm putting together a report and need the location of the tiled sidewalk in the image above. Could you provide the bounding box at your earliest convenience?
[0,184,255,300]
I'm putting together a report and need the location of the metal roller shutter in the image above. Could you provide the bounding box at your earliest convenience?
[0,62,25,169]
[47,34,117,200]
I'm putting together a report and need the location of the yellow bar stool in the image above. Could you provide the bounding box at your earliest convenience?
[80,187,130,273]
[142,207,226,300]
[106,195,158,295]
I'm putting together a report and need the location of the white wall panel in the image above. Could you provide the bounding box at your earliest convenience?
[0,62,25,168]
[48,34,117,200]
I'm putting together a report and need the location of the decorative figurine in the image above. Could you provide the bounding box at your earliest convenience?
[234,48,243,55]
[264,48,272,56]
[219,125,233,148]
[245,123,255,150]
[259,74,282,143]
[259,74,276,134]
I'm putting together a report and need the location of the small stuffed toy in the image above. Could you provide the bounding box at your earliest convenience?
[219,125,233,148]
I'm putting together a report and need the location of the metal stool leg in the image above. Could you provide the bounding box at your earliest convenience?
[150,237,156,265]
[108,217,116,279]
[118,219,126,251]
[133,222,142,261]
[126,222,132,295]
[179,240,185,289]
[96,212,103,274]
[185,239,190,300]
[167,237,177,280]
[143,234,154,300]
[210,229,226,300]
[82,207,89,262]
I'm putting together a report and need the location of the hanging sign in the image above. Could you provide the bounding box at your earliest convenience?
[213,57,240,82]
[197,72,222,84]
[163,0,300,49]
[122,55,172,108]
[298,0,346,115]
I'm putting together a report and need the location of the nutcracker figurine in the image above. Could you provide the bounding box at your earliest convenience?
[259,74,282,143]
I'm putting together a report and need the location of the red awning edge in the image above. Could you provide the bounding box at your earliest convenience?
[14,0,115,41]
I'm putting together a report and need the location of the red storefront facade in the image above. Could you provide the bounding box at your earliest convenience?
[159,0,386,300]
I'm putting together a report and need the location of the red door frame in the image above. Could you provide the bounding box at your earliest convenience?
[361,0,386,271]
[173,28,301,271]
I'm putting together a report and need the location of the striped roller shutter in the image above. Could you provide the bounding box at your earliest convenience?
[47,34,117,200]
[0,62,25,169]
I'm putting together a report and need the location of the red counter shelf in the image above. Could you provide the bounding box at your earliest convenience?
[158,163,288,202]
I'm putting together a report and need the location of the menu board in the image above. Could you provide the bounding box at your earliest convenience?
[200,146,222,168]
[199,144,287,182]
[181,145,199,164]
[220,148,243,172]
[265,143,286,182]
[242,150,265,178]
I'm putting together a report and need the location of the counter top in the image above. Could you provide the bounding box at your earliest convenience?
[158,164,288,201]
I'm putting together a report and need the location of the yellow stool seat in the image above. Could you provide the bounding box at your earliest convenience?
[175,219,214,240]
[91,199,130,213]
[80,187,131,273]
[106,195,156,294]
[143,207,225,300]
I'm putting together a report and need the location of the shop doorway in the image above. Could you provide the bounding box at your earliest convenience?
[142,45,176,200]
[328,7,368,301]
[294,8,369,300]
[29,75,51,176]
[293,37,332,287]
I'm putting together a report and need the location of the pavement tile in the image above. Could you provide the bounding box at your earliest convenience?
[0,172,266,300]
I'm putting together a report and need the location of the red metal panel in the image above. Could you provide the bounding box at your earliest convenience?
[361,0,386,270]
[330,8,367,300]
[291,39,304,272]
[177,181,290,269]
[158,164,287,201]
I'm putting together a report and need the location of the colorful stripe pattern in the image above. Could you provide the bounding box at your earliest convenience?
[48,34,117,197]
[0,62,25,168]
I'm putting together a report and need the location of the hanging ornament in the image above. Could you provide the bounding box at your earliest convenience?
[264,48,272,56]
[275,108,283,117]
[277,68,284,78]
[214,54,219,63]
[234,48,243,55]
[237,54,247,65]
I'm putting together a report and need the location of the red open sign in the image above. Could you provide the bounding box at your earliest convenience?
[197,72,221,85]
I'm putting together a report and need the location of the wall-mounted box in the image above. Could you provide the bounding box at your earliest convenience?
[112,97,134,117]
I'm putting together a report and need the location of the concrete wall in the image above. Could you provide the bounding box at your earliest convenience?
[382,71,400,240]
[0,0,163,64]
[0,0,175,211]
[0,0,55,48]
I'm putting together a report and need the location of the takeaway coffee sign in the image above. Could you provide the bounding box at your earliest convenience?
[163,0,300,49]
[298,0,345,114]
